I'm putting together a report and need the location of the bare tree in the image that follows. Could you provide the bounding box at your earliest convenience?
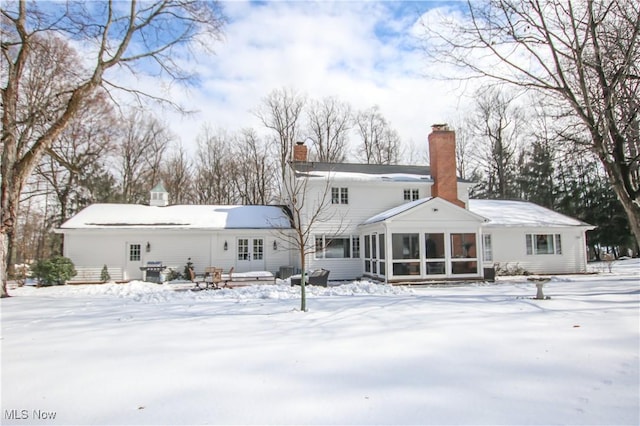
[193,126,237,205]
[1,0,224,297]
[35,93,117,225]
[274,164,344,312]
[159,144,195,205]
[255,88,307,184]
[420,0,640,246]
[2,35,85,272]
[232,128,276,205]
[446,116,475,180]
[354,106,402,165]
[469,86,526,199]
[115,110,172,204]
[306,97,352,163]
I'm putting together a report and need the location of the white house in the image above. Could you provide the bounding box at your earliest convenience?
[288,124,594,282]
[57,125,594,283]
[57,197,293,281]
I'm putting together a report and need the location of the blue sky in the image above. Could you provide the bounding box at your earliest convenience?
[118,0,472,160]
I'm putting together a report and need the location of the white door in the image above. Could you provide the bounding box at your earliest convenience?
[125,242,143,280]
[236,238,265,272]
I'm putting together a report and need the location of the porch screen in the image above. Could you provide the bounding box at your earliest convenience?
[364,235,370,273]
[425,233,445,275]
[392,233,420,276]
[379,234,386,276]
[450,233,478,274]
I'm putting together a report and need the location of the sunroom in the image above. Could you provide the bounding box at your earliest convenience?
[358,198,488,283]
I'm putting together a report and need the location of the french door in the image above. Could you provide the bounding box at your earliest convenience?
[236,238,265,272]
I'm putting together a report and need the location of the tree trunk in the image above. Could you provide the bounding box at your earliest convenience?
[1,232,9,298]
[299,251,307,312]
[611,183,640,249]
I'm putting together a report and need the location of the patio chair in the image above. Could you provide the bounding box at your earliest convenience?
[290,269,330,287]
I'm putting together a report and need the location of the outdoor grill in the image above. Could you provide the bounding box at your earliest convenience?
[140,261,165,283]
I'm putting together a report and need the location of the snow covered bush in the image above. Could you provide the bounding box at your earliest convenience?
[32,256,77,286]
[494,262,529,276]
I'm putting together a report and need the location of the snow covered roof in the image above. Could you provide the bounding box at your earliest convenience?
[468,199,593,228]
[361,198,592,228]
[361,197,488,225]
[293,162,457,183]
[362,198,433,224]
[59,204,292,230]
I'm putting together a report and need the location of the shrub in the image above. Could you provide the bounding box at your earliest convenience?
[32,256,77,286]
[494,262,529,276]
[100,264,111,282]
[183,258,194,280]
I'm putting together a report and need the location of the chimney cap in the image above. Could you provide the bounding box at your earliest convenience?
[295,141,305,145]
[431,123,450,131]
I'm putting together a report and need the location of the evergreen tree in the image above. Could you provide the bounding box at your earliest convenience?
[517,140,556,208]
[555,157,633,258]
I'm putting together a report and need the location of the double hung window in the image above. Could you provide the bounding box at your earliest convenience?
[331,187,349,204]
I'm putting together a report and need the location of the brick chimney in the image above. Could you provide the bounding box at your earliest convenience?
[428,124,464,208]
[293,141,308,162]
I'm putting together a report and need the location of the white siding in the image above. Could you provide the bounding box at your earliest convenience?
[487,227,589,274]
[62,228,294,281]
[297,180,475,280]
[359,198,485,281]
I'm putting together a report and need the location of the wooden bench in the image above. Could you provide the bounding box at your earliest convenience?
[190,267,232,290]
[190,267,276,289]
[223,269,276,287]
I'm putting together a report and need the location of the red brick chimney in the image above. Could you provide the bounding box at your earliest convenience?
[428,124,464,208]
[293,141,308,162]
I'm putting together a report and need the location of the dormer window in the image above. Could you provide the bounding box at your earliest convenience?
[403,189,419,202]
[332,187,348,204]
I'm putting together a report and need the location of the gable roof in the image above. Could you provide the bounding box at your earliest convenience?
[468,199,593,228]
[362,198,433,225]
[361,197,487,225]
[361,198,592,228]
[59,204,292,230]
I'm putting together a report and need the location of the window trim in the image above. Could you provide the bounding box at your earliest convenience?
[403,188,420,202]
[482,234,493,262]
[331,187,349,204]
[314,235,360,259]
[526,234,562,255]
[129,244,141,262]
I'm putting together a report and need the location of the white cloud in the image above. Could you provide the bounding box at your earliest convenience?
[128,1,473,160]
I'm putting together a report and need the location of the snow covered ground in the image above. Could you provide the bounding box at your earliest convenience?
[2,260,639,425]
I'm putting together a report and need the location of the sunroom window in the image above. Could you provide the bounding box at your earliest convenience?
[392,233,420,276]
[425,233,445,275]
[450,233,477,275]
